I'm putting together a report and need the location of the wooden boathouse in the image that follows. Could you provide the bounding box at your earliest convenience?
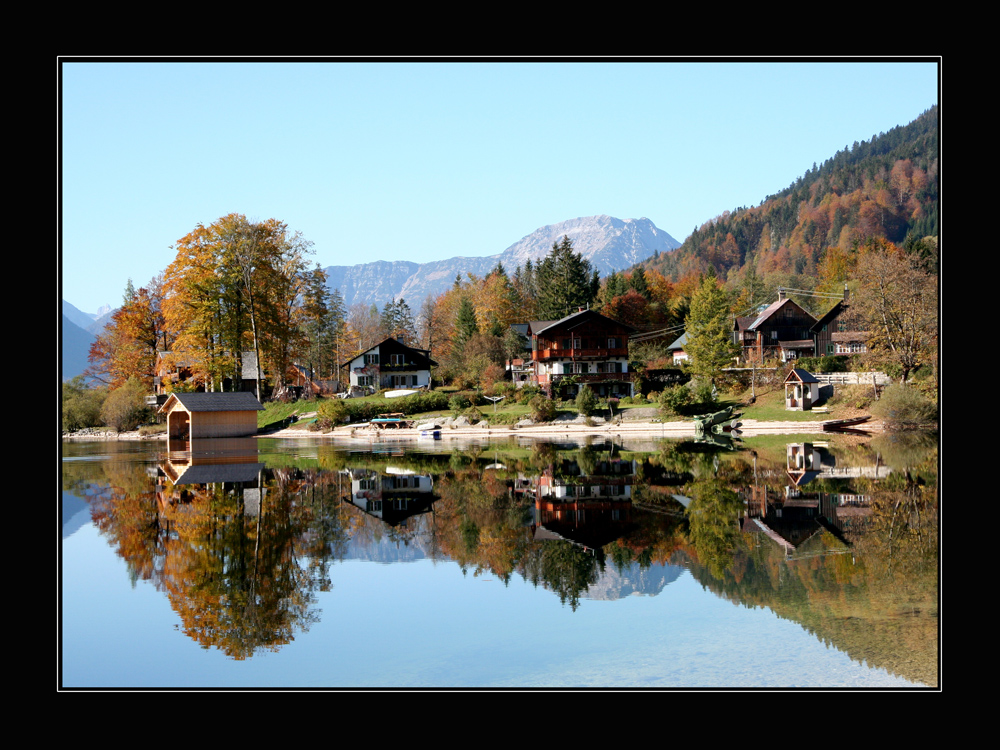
[159,392,264,439]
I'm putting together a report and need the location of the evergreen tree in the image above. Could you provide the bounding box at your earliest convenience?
[535,236,596,319]
[685,267,739,383]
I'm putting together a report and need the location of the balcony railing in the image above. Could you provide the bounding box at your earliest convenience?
[533,348,628,361]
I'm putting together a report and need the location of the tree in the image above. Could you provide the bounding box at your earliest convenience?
[853,238,937,384]
[535,236,596,319]
[100,377,153,432]
[86,277,167,389]
[685,268,739,383]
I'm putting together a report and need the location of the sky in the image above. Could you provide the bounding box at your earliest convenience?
[60,58,940,316]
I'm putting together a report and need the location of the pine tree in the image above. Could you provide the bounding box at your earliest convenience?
[535,236,596,319]
[685,267,738,383]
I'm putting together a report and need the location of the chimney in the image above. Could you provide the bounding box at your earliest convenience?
[843,284,850,303]
[778,287,786,300]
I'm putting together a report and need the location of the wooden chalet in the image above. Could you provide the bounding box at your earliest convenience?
[737,289,818,364]
[522,308,636,398]
[343,337,437,392]
[811,287,868,356]
[158,391,264,439]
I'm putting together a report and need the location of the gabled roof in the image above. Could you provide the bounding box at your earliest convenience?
[811,301,845,332]
[785,368,819,384]
[341,337,438,369]
[667,332,688,350]
[747,297,816,331]
[529,308,636,336]
[159,391,264,414]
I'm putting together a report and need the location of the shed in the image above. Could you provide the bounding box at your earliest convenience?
[784,368,820,411]
[158,392,265,439]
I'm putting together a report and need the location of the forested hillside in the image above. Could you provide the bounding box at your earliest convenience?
[639,105,938,312]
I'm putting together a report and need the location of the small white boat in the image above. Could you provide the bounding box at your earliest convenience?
[419,430,441,439]
[385,389,418,399]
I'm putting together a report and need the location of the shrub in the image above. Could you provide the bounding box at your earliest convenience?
[575,385,598,416]
[100,378,153,432]
[62,376,106,432]
[449,393,472,412]
[658,384,694,416]
[529,395,557,422]
[871,384,938,430]
[317,398,349,429]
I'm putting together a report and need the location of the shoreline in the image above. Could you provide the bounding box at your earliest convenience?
[63,417,881,442]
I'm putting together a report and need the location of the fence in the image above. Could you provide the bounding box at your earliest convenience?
[812,372,892,385]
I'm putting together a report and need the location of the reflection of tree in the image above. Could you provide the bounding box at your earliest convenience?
[522,540,603,612]
[158,473,325,659]
[684,478,746,579]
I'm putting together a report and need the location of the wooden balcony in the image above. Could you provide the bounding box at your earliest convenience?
[533,348,628,361]
[551,372,632,384]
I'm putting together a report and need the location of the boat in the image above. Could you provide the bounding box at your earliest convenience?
[419,430,441,439]
[384,389,418,399]
[822,415,871,432]
[693,406,734,432]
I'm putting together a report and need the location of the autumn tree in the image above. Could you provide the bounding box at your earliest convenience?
[162,214,315,396]
[853,238,937,384]
[86,276,167,389]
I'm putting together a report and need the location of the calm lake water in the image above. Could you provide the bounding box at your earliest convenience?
[60,432,938,689]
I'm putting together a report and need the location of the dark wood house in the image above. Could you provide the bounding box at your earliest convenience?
[811,287,868,357]
[523,308,636,398]
[737,290,818,364]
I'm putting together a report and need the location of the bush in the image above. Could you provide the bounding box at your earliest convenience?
[575,385,598,416]
[449,393,472,412]
[872,384,938,430]
[658,384,694,416]
[100,378,153,432]
[62,376,106,432]
[529,395,557,422]
[317,398,349,429]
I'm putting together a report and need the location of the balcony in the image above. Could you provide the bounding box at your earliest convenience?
[533,347,628,361]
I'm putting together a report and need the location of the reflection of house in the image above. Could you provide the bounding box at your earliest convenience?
[342,468,435,525]
[784,368,821,411]
[159,392,264,439]
[737,290,817,363]
[811,287,868,356]
[343,338,436,392]
[157,438,264,512]
[519,309,636,398]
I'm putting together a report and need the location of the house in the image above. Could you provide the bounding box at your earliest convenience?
[342,337,437,392]
[666,332,689,364]
[519,308,636,398]
[737,289,818,364]
[784,368,821,411]
[158,391,265,439]
[811,286,868,356]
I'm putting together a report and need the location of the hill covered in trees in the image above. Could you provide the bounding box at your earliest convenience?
[638,105,939,301]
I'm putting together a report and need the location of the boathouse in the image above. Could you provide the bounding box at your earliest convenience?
[159,392,264,439]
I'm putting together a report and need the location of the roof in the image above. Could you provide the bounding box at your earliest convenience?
[530,308,637,337]
[667,332,688,350]
[747,297,816,331]
[341,337,438,370]
[785,368,819,384]
[811,300,845,332]
[159,391,265,413]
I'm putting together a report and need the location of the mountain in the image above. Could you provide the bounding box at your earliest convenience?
[323,216,679,310]
[61,314,95,381]
[638,105,938,284]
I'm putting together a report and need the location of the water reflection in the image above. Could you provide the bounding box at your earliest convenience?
[61,432,938,686]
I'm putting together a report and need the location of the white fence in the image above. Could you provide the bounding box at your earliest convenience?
[813,372,892,386]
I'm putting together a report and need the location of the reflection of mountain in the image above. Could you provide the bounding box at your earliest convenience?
[61,491,92,539]
[584,561,685,601]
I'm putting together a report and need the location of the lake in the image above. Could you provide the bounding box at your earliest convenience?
[60,431,938,689]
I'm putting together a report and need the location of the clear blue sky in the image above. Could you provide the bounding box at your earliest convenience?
[60,59,939,315]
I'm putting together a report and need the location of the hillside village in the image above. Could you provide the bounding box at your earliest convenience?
[62,108,938,438]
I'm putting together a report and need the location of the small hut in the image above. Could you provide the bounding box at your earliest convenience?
[159,392,264,439]
[784,368,820,411]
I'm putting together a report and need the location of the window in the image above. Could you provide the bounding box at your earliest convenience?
[607,337,619,349]
[364,353,379,365]
[358,375,373,387]
[390,353,405,366]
